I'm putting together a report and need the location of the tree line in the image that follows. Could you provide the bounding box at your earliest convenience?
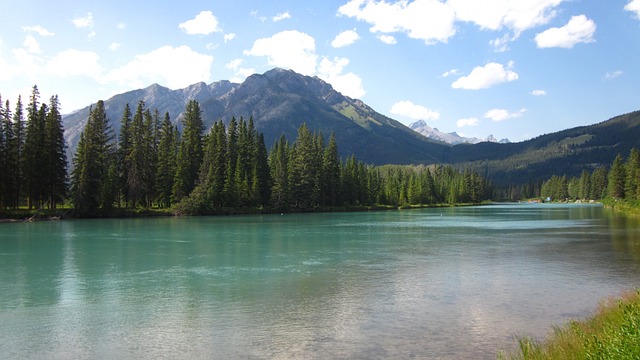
[0,86,67,210]
[0,88,492,216]
[540,148,640,203]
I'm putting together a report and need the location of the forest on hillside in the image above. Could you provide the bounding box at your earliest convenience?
[0,87,492,217]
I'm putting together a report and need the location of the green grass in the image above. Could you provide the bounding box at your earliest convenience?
[499,289,640,359]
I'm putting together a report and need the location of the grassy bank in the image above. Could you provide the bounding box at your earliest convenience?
[603,199,640,218]
[499,289,640,359]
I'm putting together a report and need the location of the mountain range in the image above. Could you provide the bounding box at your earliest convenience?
[62,68,640,187]
[408,120,509,145]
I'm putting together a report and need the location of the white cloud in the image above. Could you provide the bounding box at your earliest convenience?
[179,11,221,35]
[378,34,397,44]
[117,22,127,30]
[457,117,480,127]
[484,108,526,122]
[442,68,459,77]
[625,0,640,19]
[109,42,121,51]
[490,34,510,52]
[531,89,547,96]
[46,49,103,78]
[448,0,563,35]
[105,45,213,89]
[72,12,94,28]
[273,12,291,22]
[390,100,439,120]
[317,57,365,99]
[21,25,55,36]
[226,59,254,83]
[604,70,623,81]
[535,15,596,49]
[244,30,317,75]
[224,33,237,42]
[332,29,360,48]
[337,0,457,45]
[23,35,41,54]
[452,62,519,90]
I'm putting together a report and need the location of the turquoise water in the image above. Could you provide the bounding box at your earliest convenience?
[1,204,639,359]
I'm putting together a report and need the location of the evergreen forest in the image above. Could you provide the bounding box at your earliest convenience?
[0,87,493,217]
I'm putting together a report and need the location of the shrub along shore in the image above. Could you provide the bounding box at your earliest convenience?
[499,289,640,359]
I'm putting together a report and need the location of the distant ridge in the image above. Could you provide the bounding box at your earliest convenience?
[409,120,509,145]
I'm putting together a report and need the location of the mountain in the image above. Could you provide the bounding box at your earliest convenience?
[447,110,640,186]
[62,68,640,188]
[63,68,446,165]
[409,120,510,145]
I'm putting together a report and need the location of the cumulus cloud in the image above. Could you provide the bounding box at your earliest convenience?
[626,0,640,19]
[451,62,519,90]
[531,89,547,96]
[332,29,360,48]
[244,30,317,75]
[457,117,480,127]
[337,0,457,45]
[105,45,213,89]
[390,100,440,120]
[317,57,365,99]
[224,33,237,42]
[72,12,94,28]
[448,0,563,35]
[109,42,121,51]
[23,35,41,54]
[603,70,623,81]
[442,68,459,77]
[46,49,103,78]
[179,11,221,35]
[225,59,255,83]
[338,0,565,45]
[535,15,596,48]
[21,25,55,36]
[378,34,397,44]
[273,12,291,22]
[484,108,526,122]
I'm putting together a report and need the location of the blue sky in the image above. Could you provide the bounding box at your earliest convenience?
[1,0,639,142]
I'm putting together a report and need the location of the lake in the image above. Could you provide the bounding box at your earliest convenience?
[1,204,639,359]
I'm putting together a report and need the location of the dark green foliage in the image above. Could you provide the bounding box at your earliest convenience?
[43,95,68,209]
[172,100,204,203]
[70,100,117,215]
[608,154,626,199]
[155,113,177,208]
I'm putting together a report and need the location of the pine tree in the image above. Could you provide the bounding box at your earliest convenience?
[269,135,290,210]
[222,117,238,206]
[155,112,177,208]
[23,86,47,209]
[0,96,6,208]
[607,154,626,199]
[71,101,116,215]
[288,123,319,209]
[253,133,271,207]
[624,148,640,201]
[320,133,341,207]
[590,167,608,200]
[117,103,132,207]
[7,96,25,208]
[43,95,68,208]
[172,100,204,203]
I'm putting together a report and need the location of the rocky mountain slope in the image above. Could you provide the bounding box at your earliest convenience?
[408,120,509,145]
[63,68,446,165]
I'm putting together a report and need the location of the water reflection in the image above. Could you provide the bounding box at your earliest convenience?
[1,204,639,359]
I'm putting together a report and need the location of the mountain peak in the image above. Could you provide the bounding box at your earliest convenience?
[409,120,510,145]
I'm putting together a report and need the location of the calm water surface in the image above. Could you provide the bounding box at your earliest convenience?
[1,204,640,359]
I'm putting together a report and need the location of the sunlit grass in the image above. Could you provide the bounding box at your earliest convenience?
[499,289,640,359]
